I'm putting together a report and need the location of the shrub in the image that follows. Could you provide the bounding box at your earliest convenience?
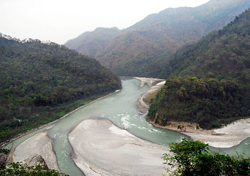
[163,138,250,176]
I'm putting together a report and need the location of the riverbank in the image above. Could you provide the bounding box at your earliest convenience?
[68,118,170,176]
[2,90,120,149]
[6,78,176,175]
[5,90,121,170]
[149,119,250,148]
[136,77,250,148]
[10,131,59,170]
[135,77,165,112]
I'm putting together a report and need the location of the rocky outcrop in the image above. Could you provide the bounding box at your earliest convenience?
[0,153,8,168]
[24,154,48,169]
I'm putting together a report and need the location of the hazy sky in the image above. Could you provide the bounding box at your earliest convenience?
[0,0,209,44]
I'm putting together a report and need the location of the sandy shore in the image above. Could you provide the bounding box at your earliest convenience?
[150,120,250,148]
[135,77,165,111]
[135,77,250,148]
[69,118,170,176]
[183,119,250,148]
[11,131,59,170]
[6,90,120,171]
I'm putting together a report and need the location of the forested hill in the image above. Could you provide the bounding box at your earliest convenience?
[148,8,250,129]
[66,0,250,77]
[164,8,250,80]
[65,27,121,58]
[0,35,121,142]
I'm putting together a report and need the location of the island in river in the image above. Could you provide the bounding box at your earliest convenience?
[68,118,171,176]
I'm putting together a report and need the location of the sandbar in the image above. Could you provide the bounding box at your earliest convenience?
[68,118,170,176]
[11,131,59,170]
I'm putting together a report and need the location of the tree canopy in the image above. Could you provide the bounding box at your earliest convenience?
[0,35,121,143]
[148,77,250,129]
[163,139,250,176]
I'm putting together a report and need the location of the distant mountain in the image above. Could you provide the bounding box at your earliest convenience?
[65,27,121,58]
[0,35,121,142]
[161,8,250,80]
[148,8,250,129]
[65,0,250,77]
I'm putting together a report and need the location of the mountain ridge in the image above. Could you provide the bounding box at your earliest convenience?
[65,0,250,77]
[65,27,121,58]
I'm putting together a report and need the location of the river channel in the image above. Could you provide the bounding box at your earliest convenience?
[7,77,250,175]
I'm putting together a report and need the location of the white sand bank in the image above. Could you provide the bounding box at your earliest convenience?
[69,118,170,176]
[135,77,165,109]
[182,118,250,148]
[11,131,59,170]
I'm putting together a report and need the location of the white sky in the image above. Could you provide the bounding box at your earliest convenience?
[0,0,209,44]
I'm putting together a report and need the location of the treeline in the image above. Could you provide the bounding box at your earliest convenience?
[148,8,250,129]
[148,77,250,129]
[0,36,121,142]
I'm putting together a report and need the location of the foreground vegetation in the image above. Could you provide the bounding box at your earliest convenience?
[0,35,121,143]
[0,149,68,175]
[0,149,68,176]
[0,163,68,176]
[164,139,250,176]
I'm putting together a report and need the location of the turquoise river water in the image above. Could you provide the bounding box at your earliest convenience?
[7,77,250,175]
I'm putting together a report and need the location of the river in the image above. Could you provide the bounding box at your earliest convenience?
[7,77,250,175]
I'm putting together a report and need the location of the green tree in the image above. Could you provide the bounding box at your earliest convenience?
[0,162,69,176]
[163,138,250,176]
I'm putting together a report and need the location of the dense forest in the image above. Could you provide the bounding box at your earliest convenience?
[148,77,250,129]
[0,35,121,143]
[148,8,250,129]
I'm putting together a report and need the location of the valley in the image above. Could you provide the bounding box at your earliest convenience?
[1,0,250,175]
[5,78,250,175]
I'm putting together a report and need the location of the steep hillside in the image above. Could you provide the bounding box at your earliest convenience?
[66,0,250,77]
[148,8,250,129]
[0,35,121,142]
[95,30,171,76]
[164,9,250,80]
[65,27,121,58]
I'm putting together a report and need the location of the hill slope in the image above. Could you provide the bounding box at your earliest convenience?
[0,35,121,142]
[65,27,121,58]
[66,0,250,77]
[148,8,250,129]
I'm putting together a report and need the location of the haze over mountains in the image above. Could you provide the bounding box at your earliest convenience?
[65,0,250,78]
